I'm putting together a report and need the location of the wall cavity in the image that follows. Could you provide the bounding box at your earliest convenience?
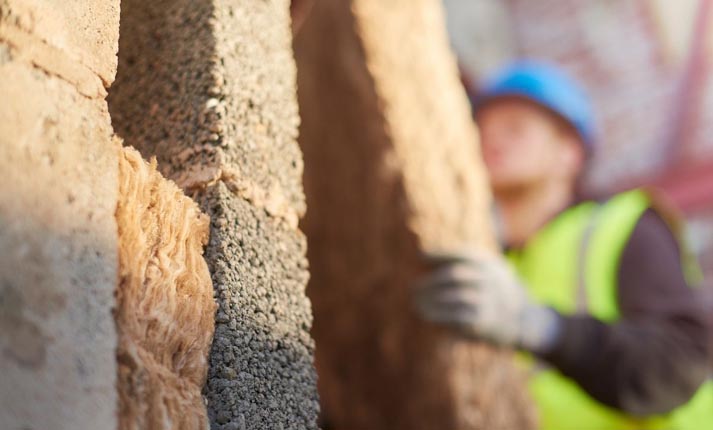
[108,0,319,429]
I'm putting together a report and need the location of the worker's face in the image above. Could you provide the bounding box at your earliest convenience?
[476,98,584,193]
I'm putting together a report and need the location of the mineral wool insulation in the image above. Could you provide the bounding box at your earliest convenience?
[116,146,216,430]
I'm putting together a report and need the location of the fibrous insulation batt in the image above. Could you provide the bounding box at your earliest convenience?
[116,146,216,430]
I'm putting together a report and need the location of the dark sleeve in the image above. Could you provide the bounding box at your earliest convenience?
[539,209,711,416]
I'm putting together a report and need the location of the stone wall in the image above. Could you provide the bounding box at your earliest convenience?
[294,0,534,429]
[108,1,319,429]
[0,0,121,428]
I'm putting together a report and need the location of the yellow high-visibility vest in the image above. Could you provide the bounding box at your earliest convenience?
[508,189,713,430]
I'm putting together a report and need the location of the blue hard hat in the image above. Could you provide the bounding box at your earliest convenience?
[474,60,596,150]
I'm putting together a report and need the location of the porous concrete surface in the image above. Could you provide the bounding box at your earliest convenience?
[116,146,216,430]
[109,0,304,226]
[295,0,535,429]
[0,0,120,85]
[0,37,119,430]
[199,183,316,430]
[109,0,319,429]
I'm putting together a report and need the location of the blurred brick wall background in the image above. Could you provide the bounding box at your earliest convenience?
[444,0,713,285]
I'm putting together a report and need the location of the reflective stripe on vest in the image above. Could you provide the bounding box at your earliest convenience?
[508,189,713,430]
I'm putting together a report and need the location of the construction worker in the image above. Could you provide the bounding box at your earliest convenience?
[415,61,713,429]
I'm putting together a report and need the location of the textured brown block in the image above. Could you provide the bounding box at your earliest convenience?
[0,0,120,84]
[295,0,535,429]
[116,146,215,430]
[0,43,119,429]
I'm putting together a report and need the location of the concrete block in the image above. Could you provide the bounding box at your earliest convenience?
[294,0,535,429]
[108,0,318,428]
[116,146,216,430]
[0,43,119,430]
[108,0,304,224]
[0,0,120,84]
[199,183,317,430]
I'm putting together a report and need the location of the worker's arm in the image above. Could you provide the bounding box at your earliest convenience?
[415,210,710,415]
[539,209,711,416]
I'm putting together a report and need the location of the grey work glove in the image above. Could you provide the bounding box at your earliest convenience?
[414,249,561,354]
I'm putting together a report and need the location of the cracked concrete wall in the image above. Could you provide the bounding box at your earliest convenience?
[295,0,535,429]
[108,0,318,429]
[116,146,216,430]
[0,0,120,428]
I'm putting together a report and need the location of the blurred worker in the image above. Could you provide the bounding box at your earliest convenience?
[416,61,713,429]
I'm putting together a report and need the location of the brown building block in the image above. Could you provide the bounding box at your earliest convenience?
[108,1,318,428]
[295,0,535,429]
[0,0,120,85]
[0,44,119,429]
[116,146,216,430]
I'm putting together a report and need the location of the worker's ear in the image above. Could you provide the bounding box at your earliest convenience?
[558,133,586,180]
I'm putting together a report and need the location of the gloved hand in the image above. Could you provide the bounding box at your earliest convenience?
[414,249,561,354]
